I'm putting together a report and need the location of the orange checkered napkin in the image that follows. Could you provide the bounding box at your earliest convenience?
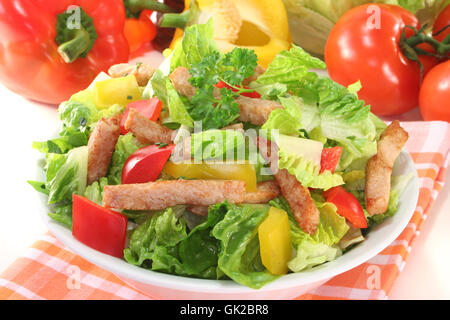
[0,121,449,300]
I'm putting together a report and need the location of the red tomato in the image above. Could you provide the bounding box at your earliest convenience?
[120,98,163,135]
[121,144,175,184]
[419,60,450,122]
[323,186,368,228]
[320,147,343,174]
[72,195,128,258]
[417,43,440,77]
[325,4,425,116]
[215,81,261,98]
[433,4,450,43]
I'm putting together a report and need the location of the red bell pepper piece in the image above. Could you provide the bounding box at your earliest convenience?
[323,186,368,229]
[215,81,261,99]
[121,143,175,184]
[0,0,130,105]
[124,9,157,53]
[120,98,163,135]
[72,195,128,258]
[320,146,343,173]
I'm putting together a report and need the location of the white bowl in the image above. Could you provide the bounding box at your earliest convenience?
[35,150,418,300]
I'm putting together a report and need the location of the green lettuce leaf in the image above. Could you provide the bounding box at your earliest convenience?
[178,203,227,278]
[170,19,219,72]
[150,70,194,129]
[314,202,350,246]
[165,78,194,128]
[277,147,344,190]
[269,197,345,272]
[338,224,365,250]
[190,129,246,161]
[84,177,109,205]
[288,237,341,272]
[107,133,142,185]
[252,44,325,91]
[48,204,73,229]
[46,146,88,204]
[261,96,303,136]
[211,203,279,289]
[124,207,188,269]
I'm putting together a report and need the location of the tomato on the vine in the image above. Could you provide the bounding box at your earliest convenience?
[419,60,450,122]
[325,4,436,116]
[433,4,450,43]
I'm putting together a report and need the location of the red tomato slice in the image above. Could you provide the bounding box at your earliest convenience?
[72,195,128,258]
[324,186,368,228]
[120,98,163,135]
[320,146,343,173]
[215,81,261,98]
[121,144,175,184]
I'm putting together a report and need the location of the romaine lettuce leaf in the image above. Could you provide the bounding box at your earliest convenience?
[277,147,344,190]
[178,203,227,278]
[48,204,73,229]
[269,197,345,272]
[84,177,109,205]
[252,44,326,90]
[170,19,219,72]
[338,224,365,250]
[150,70,194,129]
[124,207,188,268]
[288,237,341,272]
[190,129,246,161]
[165,78,194,128]
[261,96,303,136]
[46,146,88,204]
[107,133,142,185]
[211,203,279,289]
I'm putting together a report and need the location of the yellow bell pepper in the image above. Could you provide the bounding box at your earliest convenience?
[258,206,292,275]
[163,161,257,192]
[93,75,142,109]
[163,0,292,68]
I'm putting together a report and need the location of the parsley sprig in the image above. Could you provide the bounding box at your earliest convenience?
[186,48,258,130]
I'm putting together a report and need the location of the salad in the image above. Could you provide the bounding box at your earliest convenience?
[30,20,412,289]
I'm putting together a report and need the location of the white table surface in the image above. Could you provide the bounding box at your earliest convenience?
[0,78,449,300]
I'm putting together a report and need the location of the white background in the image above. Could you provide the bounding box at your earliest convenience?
[0,71,449,299]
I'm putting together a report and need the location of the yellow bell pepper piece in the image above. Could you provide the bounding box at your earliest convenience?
[163,161,257,192]
[168,0,292,68]
[258,206,292,275]
[93,75,141,109]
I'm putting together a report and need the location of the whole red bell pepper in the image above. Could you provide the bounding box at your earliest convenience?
[0,0,130,105]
